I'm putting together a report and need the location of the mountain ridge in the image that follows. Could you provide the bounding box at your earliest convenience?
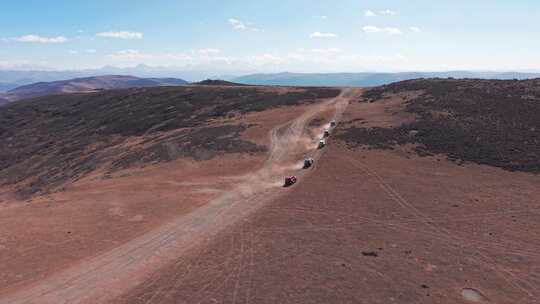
[0,75,187,105]
[2,67,540,93]
[232,71,540,86]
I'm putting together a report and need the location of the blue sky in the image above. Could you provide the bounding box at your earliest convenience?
[1,0,539,73]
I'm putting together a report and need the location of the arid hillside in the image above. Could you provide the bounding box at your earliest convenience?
[193,79,248,86]
[0,85,339,199]
[340,78,540,173]
[0,75,188,103]
[0,85,344,303]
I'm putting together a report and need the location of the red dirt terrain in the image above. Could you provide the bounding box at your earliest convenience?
[0,85,346,303]
[108,80,540,304]
[2,79,540,304]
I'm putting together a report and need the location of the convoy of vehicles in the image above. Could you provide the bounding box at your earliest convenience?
[283,119,336,187]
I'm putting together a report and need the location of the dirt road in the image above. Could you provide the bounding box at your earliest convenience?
[0,89,357,304]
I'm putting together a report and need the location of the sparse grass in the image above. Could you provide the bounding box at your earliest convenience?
[340,78,540,173]
[0,85,340,198]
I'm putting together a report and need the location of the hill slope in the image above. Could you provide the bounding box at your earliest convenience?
[0,85,339,198]
[340,78,540,173]
[0,75,188,103]
[0,84,342,302]
[192,79,247,86]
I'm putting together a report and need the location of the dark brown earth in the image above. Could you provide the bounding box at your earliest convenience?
[0,85,339,198]
[193,79,248,86]
[342,78,540,173]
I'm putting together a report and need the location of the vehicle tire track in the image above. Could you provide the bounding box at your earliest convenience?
[340,153,539,299]
[0,89,355,304]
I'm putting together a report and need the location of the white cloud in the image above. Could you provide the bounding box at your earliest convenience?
[13,34,67,44]
[228,18,261,32]
[96,31,143,39]
[272,51,408,71]
[312,15,328,20]
[197,55,235,65]
[100,47,414,73]
[309,32,337,38]
[228,18,246,30]
[246,54,285,66]
[108,49,192,62]
[362,25,402,35]
[364,10,377,17]
[0,60,30,68]
[107,49,236,66]
[197,48,221,55]
[286,52,307,61]
[410,26,421,32]
[364,9,397,17]
[68,49,96,55]
[380,9,397,16]
[108,49,146,60]
[311,48,341,54]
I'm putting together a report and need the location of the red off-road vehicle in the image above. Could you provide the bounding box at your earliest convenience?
[284,175,297,187]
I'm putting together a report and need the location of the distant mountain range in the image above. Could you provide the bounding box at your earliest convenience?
[2,66,540,94]
[2,68,540,107]
[0,65,227,92]
[232,71,540,87]
[0,75,187,105]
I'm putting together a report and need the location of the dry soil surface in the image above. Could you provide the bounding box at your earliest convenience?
[3,83,540,304]
[115,87,540,304]
[0,88,355,304]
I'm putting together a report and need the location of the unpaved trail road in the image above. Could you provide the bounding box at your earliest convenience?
[0,88,358,304]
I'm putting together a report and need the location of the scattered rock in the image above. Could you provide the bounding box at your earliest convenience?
[361,251,379,257]
[108,207,124,217]
[461,288,488,303]
[408,130,419,137]
[128,215,144,222]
